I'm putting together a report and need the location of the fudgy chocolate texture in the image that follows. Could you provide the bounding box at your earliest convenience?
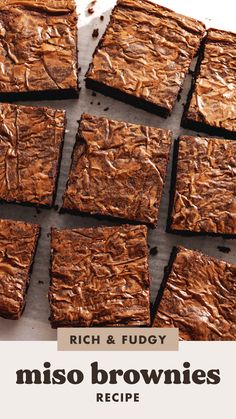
[153,247,236,340]
[0,103,66,207]
[183,28,236,137]
[0,218,40,320]
[86,0,205,116]
[170,136,236,236]
[49,225,150,328]
[62,113,172,226]
[0,0,78,99]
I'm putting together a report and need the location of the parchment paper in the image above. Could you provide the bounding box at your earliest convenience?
[0,0,235,340]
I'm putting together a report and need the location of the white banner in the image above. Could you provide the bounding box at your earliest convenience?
[0,342,235,418]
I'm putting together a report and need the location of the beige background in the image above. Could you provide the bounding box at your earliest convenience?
[0,0,235,340]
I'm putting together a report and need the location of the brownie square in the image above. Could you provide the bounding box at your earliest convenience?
[0,218,40,320]
[169,136,236,236]
[153,246,236,340]
[0,0,78,100]
[49,225,150,328]
[86,0,205,116]
[62,113,172,226]
[0,103,66,207]
[182,28,236,138]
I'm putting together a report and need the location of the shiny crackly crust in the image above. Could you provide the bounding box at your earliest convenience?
[49,225,150,328]
[0,218,40,320]
[62,113,172,225]
[0,0,78,94]
[153,246,236,341]
[0,103,66,207]
[184,28,236,133]
[86,0,205,114]
[170,136,236,235]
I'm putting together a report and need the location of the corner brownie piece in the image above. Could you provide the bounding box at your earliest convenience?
[0,218,40,320]
[182,28,236,138]
[169,136,236,236]
[153,247,236,340]
[0,0,78,100]
[0,103,66,207]
[62,113,172,226]
[86,0,205,116]
[49,225,150,328]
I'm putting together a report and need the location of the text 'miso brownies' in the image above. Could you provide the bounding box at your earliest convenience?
[183,29,236,138]
[0,218,40,320]
[0,0,79,100]
[153,247,236,341]
[62,113,172,226]
[0,103,66,207]
[169,136,236,236]
[86,0,206,116]
[49,225,150,328]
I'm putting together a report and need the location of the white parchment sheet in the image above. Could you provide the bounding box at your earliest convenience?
[0,0,235,340]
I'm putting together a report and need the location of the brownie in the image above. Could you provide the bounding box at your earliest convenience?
[0,0,79,100]
[182,28,236,138]
[62,113,172,226]
[49,225,150,328]
[169,136,236,236]
[86,0,205,116]
[0,218,40,320]
[0,103,66,207]
[153,246,236,340]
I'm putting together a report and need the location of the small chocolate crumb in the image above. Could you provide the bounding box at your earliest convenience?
[92,91,97,97]
[92,28,99,38]
[100,15,104,21]
[78,67,81,73]
[38,280,44,285]
[88,7,94,15]
[217,246,231,254]
[150,246,158,256]
[54,204,59,211]
[104,107,109,111]
[90,101,93,105]
[47,233,50,238]
[97,102,101,105]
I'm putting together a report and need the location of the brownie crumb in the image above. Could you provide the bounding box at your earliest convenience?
[38,280,44,285]
[104,107,109,111]
[217,246,231,254]
[92,91,97,97]
[78,67,81,73]
[90,101,93,105]
[97,102,101,105]
[54,204,59,211]
[150,246,158,256]
[88,7,94,15]
[92,28,99,38]
[100,15,104,21]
